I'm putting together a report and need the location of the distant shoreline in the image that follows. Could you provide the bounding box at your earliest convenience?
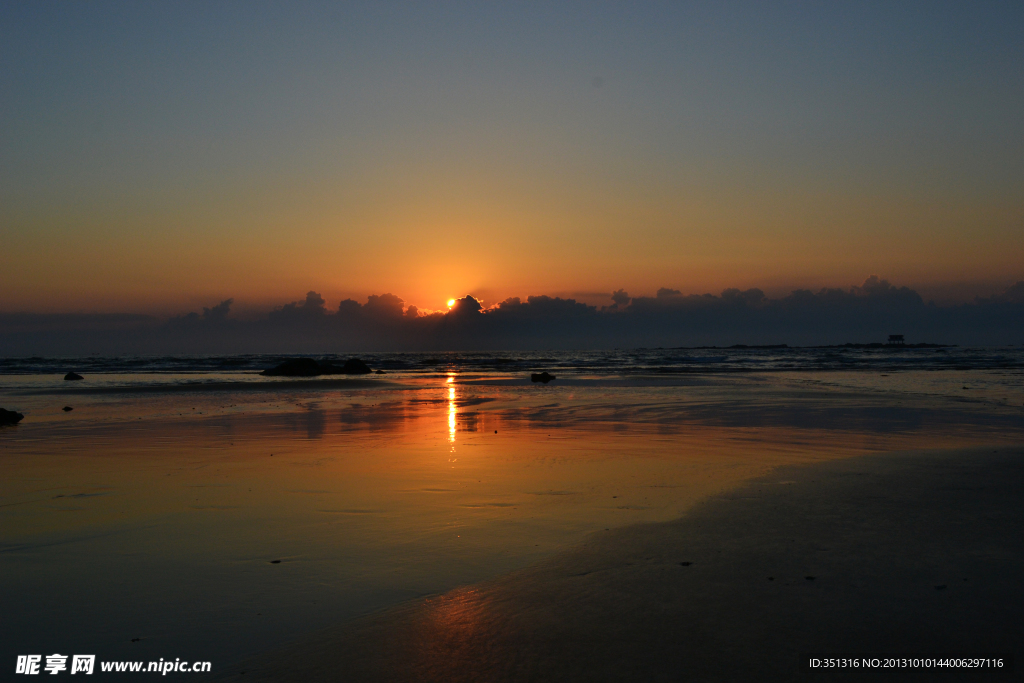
[659,342,954,350]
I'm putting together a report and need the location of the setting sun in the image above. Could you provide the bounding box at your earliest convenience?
[447,299,456,308]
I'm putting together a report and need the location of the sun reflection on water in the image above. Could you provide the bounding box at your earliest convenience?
[447,374,457,447]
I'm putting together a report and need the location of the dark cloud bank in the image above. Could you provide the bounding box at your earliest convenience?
[3,277,1024,356]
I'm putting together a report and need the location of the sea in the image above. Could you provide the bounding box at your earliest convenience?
[3,345,1023,379]
[3,345,1023,412]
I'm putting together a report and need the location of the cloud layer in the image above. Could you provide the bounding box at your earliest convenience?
[2,278,1023,356]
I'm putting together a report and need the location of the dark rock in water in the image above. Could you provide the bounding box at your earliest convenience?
[317,358,373,375]
[62,406,73,412]
[315,362,343,374]
[261,357,373,377]
[64,372,84,381]
[0,408,25,425]
[375,369,386,375]
[342,358,372,374]
[531,372,556,383]
[260,358,323,377]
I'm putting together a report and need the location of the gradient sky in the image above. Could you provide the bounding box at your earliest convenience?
[2,1,1022,314]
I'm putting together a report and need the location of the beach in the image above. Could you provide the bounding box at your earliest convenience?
[215,446,1023,682]
[2,354,1023,679]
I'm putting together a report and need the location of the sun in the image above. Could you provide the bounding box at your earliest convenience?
[447,299,456,308]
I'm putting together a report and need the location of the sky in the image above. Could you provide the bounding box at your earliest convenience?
[2,1,1023,317]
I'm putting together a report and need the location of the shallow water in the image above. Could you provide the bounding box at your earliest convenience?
[3,345,1024,384]
[1,370,1023,672]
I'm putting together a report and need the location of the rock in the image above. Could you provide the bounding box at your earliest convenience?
[0,408,25,425]
[342,358,372,374]
[314,362,343,374]
[375,369,386,375]
[531,372,556,383]
[260,359,322,377]
[62,406,73,412]
[64,372,84,381]
[261,358,374,376]
[317,358,373,375]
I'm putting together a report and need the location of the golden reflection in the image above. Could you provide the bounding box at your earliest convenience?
[447,375,457,446]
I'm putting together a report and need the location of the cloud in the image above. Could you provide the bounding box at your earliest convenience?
[450,295,482,315]
[203,298,233,321]
[977,281,1024,305]
[720,288,766,307]
[269,291,327,321]
[2,277,1024,355]
[167,299,235,329]
[608,289,631,309]
[364,293,406,318]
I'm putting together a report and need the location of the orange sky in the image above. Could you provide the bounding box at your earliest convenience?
[5,161,1021,314]
[2,3,1022,315]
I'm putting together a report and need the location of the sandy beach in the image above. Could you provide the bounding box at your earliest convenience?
[216,445,1023,682]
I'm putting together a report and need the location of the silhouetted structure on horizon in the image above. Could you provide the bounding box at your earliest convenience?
[887,334,905,346]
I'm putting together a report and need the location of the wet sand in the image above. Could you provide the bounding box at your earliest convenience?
[217,446,1023,682]
[4,372,1023,677]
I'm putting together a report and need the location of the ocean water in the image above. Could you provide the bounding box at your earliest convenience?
[3,345,1024,378]
[3,346,1023,420]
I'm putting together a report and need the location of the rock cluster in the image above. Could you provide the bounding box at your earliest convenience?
[261,358,373,376]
